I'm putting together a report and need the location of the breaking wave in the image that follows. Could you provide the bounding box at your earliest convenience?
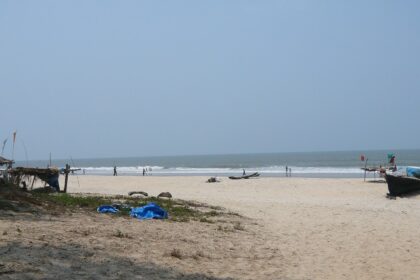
[72,165,365,176]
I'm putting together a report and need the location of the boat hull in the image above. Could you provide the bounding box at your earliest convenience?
[385,174,420,196]
[229,172,260,180]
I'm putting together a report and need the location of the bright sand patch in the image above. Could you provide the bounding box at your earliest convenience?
[2,176,420,279]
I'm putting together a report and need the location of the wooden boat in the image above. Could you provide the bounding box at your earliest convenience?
[385,174,420,196]
[229,172,260,180]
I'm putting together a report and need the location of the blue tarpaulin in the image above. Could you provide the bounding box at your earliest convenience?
[97,205,119,214]
[130,202,168,220]
[407,167,420,178]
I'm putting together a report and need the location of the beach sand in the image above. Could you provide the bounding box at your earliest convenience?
[2,176,420,279]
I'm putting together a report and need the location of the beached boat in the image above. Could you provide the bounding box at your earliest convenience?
[385,174,420,196]
[229,172,260,180]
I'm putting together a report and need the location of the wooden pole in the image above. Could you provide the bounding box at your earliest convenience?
[364,158,368,182]
[64,164,70,193]
[12,131,16,161]
[31,176,36,190]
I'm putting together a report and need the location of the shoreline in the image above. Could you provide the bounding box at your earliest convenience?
[63,172,375,179]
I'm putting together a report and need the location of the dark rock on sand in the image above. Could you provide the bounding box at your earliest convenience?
[157,192,172,199]
[128,191,149,197]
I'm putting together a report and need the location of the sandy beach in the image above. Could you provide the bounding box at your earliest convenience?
[3,0,419,278]
[2,176,420,279]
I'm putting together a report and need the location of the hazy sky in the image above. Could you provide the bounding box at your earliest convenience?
[1,1,419,160]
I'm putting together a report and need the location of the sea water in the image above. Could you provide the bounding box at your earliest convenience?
[17,149,420,178]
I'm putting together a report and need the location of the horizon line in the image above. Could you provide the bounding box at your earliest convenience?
[13,148,420,163]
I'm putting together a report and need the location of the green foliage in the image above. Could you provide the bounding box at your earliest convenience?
[0,198,18,211]
[30,193,225,223]
[33,193,112,208]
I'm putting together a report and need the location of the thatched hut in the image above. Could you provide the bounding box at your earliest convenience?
[8,167,60,191]
[0,156,14,184]
[0,156,13,166]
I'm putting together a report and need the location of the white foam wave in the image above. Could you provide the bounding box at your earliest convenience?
[71,165,364,175]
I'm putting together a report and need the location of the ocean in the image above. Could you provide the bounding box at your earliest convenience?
[16,149,420,178]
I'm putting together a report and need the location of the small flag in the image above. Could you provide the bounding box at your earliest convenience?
[360,155,365,161]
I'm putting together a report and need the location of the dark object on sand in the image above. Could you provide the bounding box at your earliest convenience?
[207,177,220,183]
[157,192,172,199]
[386,193,397,200]
[111,203,131,210]
[385,174,420,196]
[128,191,149,197]
[229,172,260,180]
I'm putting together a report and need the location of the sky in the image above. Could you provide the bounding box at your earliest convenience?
[1,1,420,161]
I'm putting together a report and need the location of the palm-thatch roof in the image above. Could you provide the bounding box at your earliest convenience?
[0,156,13,166]
[8,167,59,183]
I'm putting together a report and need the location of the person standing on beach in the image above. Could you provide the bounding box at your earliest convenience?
[143,168,145,176]
[286,166,288,177]
[113,166,117,176]
[243,169,246,176]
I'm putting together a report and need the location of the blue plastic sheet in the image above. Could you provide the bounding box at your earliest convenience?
[407,167,420,178]
[130,202,168,220]
[97,205,119,214]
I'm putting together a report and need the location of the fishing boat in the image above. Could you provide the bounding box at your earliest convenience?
[385,173,420,196]
[229,172,260,180]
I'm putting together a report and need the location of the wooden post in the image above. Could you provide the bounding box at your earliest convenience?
[31,176,36,190]
[364,158,368,182]
[64,164,70,193]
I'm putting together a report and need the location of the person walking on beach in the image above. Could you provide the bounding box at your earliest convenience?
[113,166,117,176]
[143,168,146,176]
[286,166,288,177]
[243,169,246,176]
